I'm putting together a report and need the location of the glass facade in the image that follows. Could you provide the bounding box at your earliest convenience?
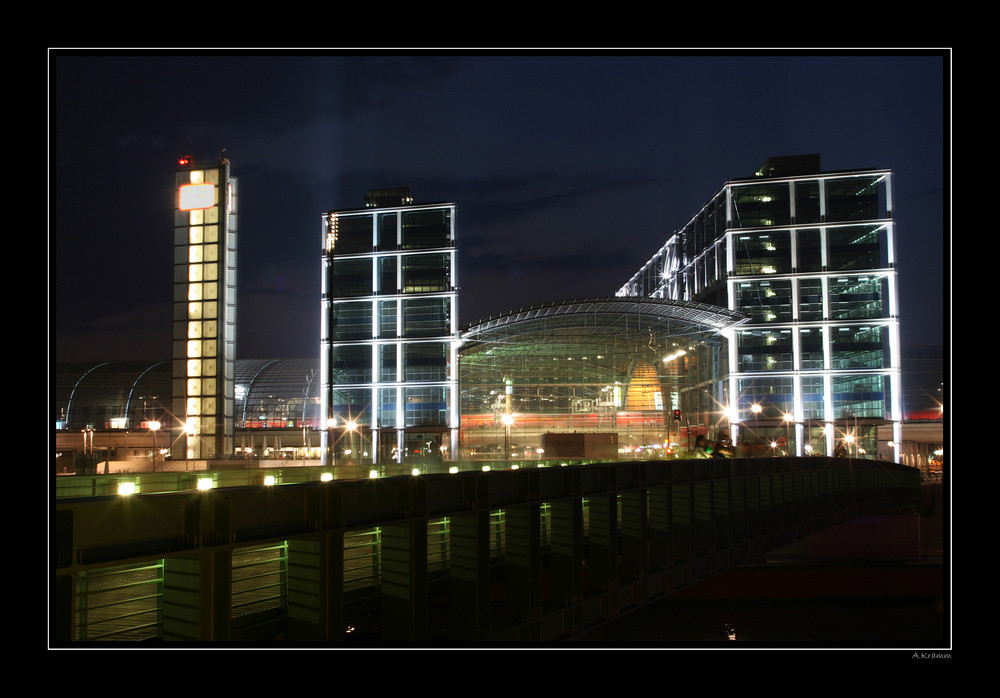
[618,156,902,459]
[320,192,458,465]
[172,159,238,459]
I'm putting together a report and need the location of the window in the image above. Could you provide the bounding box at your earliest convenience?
[733,232,792,275]
[403,298,451,338]
[332,258,373,298]
[826,225,885,271]
[402,253,450,293]
[736,280,792,323]
[402,209,452,249]
[731,183,791,228]
[404,342,448,381]
[333,302,372,341]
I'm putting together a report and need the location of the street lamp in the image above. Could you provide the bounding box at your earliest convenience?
[345,420,358,464]
[750,403,762,454]
[844,432,856,458]
[149,421,161,472]
[783,412,794,455]
[501,413,514,462]
[723,406,738,448]
[184,422,195,471]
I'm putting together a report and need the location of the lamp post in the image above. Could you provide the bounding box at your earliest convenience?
[723,406,738,451]
[501,413,514,462]
[823,422,834,457]
[783,412,794,456]
[750,403,762,454]
[149,421,160,472]
[346,420,358,464]
[183,421,197,471]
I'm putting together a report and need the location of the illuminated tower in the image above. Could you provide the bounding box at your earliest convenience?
[171,154,238,460]
[320,188,459,466]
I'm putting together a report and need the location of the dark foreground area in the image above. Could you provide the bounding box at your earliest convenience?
[576,595,945,646]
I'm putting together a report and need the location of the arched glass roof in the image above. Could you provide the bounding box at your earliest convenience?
[235,358,322,428]
[55,361,170,431]
[55,359,323,431]
[461,297,747,347]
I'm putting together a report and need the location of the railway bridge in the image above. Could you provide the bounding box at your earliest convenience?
[53,456,921,643]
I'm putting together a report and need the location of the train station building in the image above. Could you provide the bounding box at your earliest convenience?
[55,156,937,471]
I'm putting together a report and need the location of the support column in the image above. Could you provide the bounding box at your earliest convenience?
[550,499,583,608]
[286,532,344,642]
[587,494,618,592]
[449,511,491,640]
[693,481,712,556]
[162,550,232,642]
[380,520,427,641]
[671,484,693,563]
[53,574,74,643]
[647,487,670,570]
[712,478,731,550]
[620,491,647,582]
[505,504,541,632]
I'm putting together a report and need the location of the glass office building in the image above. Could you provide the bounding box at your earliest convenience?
[320,189,459,465]
[617,155,902,460]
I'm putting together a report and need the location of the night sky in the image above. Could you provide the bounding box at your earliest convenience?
[51,51,948,363]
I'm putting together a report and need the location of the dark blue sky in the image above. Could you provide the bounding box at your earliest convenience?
[52,51,948,362]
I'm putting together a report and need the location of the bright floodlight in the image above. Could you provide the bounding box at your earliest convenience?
[197,478,213,490]
[118,482,136,496]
